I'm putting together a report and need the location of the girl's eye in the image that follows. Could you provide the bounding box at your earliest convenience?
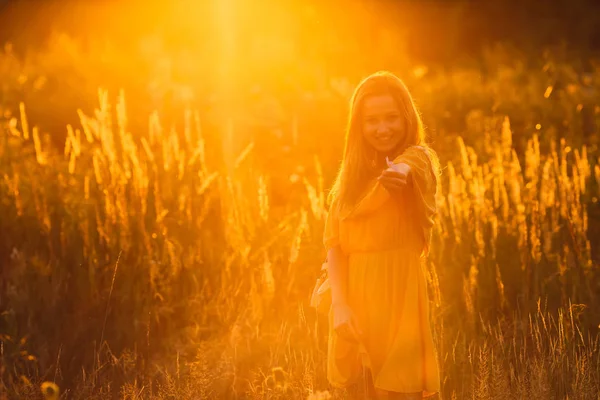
[386,114,399,122]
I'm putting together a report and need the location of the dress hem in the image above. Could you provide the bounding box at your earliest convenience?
[327,378,440,398]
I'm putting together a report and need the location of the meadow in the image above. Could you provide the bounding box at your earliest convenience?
[1,34,600,399]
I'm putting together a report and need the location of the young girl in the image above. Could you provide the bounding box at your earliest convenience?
[323,71,442,399]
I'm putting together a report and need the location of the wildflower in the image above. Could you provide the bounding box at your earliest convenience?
[40,382,59,400]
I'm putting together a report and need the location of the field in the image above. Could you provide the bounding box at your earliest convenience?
[1,30,600,399]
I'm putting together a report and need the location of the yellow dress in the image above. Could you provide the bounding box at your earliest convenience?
[323,146,440,397]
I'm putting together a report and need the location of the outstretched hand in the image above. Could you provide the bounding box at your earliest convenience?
[377,156,412,196]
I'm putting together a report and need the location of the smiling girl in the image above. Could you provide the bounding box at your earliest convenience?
[324,71,442,399]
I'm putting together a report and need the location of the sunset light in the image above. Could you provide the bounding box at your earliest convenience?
[1,0,600,399]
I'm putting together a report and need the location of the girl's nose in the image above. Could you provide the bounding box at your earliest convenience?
[376,122,389,134]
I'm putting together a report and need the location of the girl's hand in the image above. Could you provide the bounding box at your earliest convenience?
[332,303,363,343]
[377,157,412,195]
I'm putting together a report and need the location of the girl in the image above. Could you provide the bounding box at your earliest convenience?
[324,71,441,399]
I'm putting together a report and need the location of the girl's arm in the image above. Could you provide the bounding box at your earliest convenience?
[327,245,349,306]
[327,243,363,341]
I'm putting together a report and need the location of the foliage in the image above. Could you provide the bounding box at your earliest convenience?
[1,35,600,399]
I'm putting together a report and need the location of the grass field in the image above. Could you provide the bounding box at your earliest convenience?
[1,36,600,399]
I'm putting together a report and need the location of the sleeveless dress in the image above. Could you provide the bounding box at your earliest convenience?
[323,146,441,397]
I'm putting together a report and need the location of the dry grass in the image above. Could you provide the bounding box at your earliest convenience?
[1,67,600,399]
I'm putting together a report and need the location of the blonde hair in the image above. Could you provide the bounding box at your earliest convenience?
[327,70,441,215]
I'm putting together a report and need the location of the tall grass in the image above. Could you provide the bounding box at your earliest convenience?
[1,57,600,399]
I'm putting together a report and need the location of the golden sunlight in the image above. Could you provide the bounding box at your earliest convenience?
[1,0,600,399]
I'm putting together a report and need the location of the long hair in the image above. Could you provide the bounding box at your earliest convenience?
[327,70,442,215]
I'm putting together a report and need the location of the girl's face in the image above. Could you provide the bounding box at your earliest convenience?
[361,94,404,155]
